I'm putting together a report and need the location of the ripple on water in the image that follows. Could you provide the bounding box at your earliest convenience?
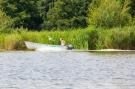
[0,51,134,89]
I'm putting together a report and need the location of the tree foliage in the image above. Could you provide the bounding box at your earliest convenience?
[89,0,131,28]
[130,0,135,16]
[0,0,42,30]
[0,0,91,30]
[0,10,13,32]
[40,0,91,30]
[0,0,134,30]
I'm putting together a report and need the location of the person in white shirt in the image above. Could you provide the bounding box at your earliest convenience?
[60,38,65,46]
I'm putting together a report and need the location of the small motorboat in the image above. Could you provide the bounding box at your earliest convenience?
[24,41,68,51]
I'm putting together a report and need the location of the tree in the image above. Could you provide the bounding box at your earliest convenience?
[130,0,135,16]
[89,0,131,28]
[0,0,91,30]
[0,10,13,32]
[40,0,91,30]
[0,0,42,30]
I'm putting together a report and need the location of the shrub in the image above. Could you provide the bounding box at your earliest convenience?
[0,10,13,33]
[88,26,135,50]
[88,0,131,28]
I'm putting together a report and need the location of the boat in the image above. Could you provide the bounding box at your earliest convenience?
[24,41,67,51]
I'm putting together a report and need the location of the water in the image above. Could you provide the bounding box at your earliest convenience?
[0,51,135,89]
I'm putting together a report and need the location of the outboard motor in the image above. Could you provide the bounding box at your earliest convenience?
[66,44,74,50]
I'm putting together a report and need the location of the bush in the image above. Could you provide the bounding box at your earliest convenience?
[88,0,131,28]
[0,10,13,33]
[88,26,135,50]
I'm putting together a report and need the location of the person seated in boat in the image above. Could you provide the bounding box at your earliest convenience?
[60,38,65,46]
[60,38,74,50]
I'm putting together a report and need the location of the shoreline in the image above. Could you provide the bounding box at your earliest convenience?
[0,49,135,52]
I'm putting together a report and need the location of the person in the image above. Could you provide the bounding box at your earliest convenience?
[60,38,65,46]
[59,38,74,50]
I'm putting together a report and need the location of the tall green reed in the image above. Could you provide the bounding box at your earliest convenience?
[88,26,135,50]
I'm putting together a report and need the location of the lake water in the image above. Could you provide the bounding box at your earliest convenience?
[0,51,135,89]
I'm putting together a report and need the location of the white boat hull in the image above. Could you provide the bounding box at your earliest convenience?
[25,41,67,51]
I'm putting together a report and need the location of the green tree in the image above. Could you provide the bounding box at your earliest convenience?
[89,0,131,28]
[130,0,135,16]
[0,0,91,30]
[40,0,91,30]
[0,0,42,30]
[0,10,13,32]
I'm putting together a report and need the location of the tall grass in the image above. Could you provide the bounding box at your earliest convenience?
[0,34,26,50]
[88,26,135,50]
[0,28,91,50]
[0,26,134,50]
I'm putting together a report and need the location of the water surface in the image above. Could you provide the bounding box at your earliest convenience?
[0,51,135,89]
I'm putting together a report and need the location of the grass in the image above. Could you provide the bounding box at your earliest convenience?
[88,26,135,50]
[0,26,134,50]
[0,33,27,50]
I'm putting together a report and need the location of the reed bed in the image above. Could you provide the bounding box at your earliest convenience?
[88,26,135,50]
[0,26,134,50]
[0,34,26,50]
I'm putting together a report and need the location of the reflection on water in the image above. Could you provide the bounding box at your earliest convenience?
[0,51,135,89]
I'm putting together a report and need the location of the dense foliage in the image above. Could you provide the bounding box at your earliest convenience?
[41,0,91,30]
[0,10,13,32]
[0,0,42,30]
[89,0,131,28]
[0,0,91,30]
[130,0,135,16]
[0,0,135,30]
[0,0,135,50]
[0,27,135,50]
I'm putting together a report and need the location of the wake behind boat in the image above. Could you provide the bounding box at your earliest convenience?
[25,41,67,51]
